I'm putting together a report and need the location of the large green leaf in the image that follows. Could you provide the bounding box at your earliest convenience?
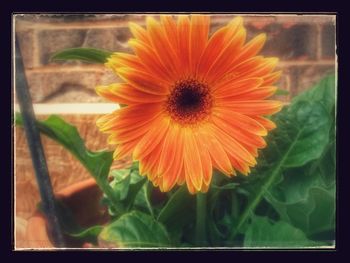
[157,186,194,230]
[99,211,171,248]
[16,114,113,181]
[15,114,122,209]
[230,74,336,238]
[51,47,113,64]
[293,74,336,114]
[244,216,326,248]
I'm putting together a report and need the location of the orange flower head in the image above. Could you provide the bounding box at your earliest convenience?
[96,15,283,194]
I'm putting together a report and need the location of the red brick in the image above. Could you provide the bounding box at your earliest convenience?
[26,68,104,103]
[293,65,336,94]
[321,23,336,59]
[38,29,87,65]
[83,27,132,53]
[248,23,318,61]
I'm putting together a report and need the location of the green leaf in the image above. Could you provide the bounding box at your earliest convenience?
[157,186,194,229]
[106,168,146,217]
[15,114,122,210]
[266,185,335,240]
[230,75,335,239]
[212,182,239,190]
[51,47,113,64]
[16,114,113,181]
[109,169,132,201]
[99,211,171,248]
[293,74,336,114]
[281,101,331,167]
[244,216,327,248]
[70,225,103,245]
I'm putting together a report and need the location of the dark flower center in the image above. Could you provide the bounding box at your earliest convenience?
[166,79,213,126]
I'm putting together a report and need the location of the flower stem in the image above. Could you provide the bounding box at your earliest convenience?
[195,193,207,246]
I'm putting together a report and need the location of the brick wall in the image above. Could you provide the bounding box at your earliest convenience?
[14,14,336,246]
[15,14,336,103]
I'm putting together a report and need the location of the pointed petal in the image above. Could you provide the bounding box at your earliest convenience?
[113,138,139,160]
[262,70,282,86]
[96,83,165,105]
[129,22,150,44]
[229,86,277,100]
[205,27,246,82]
[213,78,263,97]
[250,116,277,131]
[177,16,191,76]
[133,117,170,160]
[216,100,283,115]
[116,67,170,95]
[209,124,257,166]
[212,115,267,149]
[198,16,243,79]
[159,125,184,192]
[198,127,234,176]
[183,128,203,192]
[146,17,181,77]
[213,108,267,136]
[195,134,213,185]
[232,33,266,65]
[189,15,210,73]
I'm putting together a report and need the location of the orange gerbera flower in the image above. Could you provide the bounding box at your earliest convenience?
[96,15,282,194]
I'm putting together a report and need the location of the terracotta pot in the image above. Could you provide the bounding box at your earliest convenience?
[25,178,109,248]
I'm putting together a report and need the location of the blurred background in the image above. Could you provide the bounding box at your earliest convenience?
[14,14,336,247]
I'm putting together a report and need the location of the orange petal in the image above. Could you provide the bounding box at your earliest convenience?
[133,117,170,160]
[111,115,160,144]
[195,134,213,185]
[116,67,170,95]
[242,58,279,78]
[227,57,279,81]
[146,17,181,77]
[212,115,267,149]
[160,15,178,51]
[262,70,282,86]
[198,17,243,78]
[217,100,283,115]
[113,138,139,160]
[129,22,150,44]
[198,127,234,176]
[213,108,267,136]
[250,116,277,131]
[158,125,184,192]
[97,104,163,132]
[106,52,144,72]
[209,124,257,167]
[183,128,203,192]
[205,27,246,82]
[232,33,267,65]
[96,111,118,130]
[213,78,263,97]
[96,83,165,105]
[177,165,186,186]
[128,39,174,81]
[222,86,278,100]
[177,16,191,76]
[185,171,197,194]
[189,15,210,73]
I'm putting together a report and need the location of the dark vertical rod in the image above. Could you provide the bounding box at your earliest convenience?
[15,35,65,247]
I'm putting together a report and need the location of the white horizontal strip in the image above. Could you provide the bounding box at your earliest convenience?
[14,103,120,115]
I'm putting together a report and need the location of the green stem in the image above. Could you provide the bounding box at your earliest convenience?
[229,126,304,240]
[195,193,207,246]
[98,179,123,212]
[144,182,155,218]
